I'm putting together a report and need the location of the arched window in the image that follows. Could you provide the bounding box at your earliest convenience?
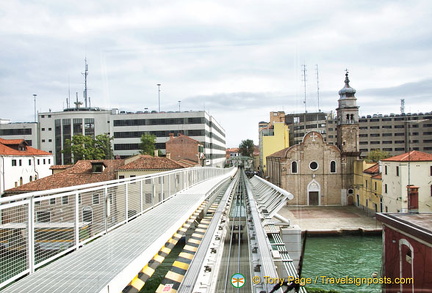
[291,161,298,173]
[330,161,336,173]
[29,176,33,182]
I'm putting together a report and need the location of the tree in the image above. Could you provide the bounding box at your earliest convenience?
[238,139,255,157]
[139,133,157,155]
[365,149,390,163]
[62,134,113,163]
[95,134,114,159]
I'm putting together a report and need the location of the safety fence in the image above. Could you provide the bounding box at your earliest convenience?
[0,167,232,289]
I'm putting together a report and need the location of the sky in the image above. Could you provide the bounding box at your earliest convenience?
[1,0,432,147]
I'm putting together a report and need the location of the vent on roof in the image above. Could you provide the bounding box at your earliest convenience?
[91,162,106,173]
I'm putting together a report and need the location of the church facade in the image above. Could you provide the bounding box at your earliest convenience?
[266,72,360,205]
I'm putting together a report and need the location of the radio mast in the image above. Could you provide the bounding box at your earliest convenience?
[83,58,89,108]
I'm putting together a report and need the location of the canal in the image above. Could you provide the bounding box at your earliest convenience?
[303,235,382,293]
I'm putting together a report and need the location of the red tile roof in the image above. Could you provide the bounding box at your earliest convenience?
[364,163,379,174]
[0,138,51,156]
[4,159,125,194]
[381,150,432,162]
[118,155,185,170]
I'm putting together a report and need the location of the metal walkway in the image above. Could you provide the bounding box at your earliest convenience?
[2,171,235,293]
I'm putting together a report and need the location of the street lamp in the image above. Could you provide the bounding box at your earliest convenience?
[33,94,37,122]
[157,83,161,112]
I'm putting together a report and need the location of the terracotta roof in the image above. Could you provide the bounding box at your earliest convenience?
[50,165,73,170]
[0,138,51,156]
[118,155,185,170]
[176,159,199,168]
[364,163,379,174]
[268,147,291,158]
[4,159,125,194]
[372,174,382,180]
[381,150,432,162]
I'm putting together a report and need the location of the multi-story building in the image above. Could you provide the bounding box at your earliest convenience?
[285,111,330,145]
[353,160,382,214]
[380,150,432,213]
[327,112,432,155]
[259,112,289,175]
[37,107,226,167]
[0,119,38,147]
[274,110,432,158]
[0,138,53,195]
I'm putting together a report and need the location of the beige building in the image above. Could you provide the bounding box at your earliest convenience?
[266,72,360,206]
[380,150,432,213]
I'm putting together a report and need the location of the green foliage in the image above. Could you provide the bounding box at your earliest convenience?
[62,134,113,163]
[365,149,390,163]
[139,133,157,155]
[238,139,255,157]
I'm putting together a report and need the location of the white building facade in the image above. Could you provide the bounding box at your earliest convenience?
[0,119,38,148]
[381,150,432,213]
[0,139,53,195]
[38,108,226,167]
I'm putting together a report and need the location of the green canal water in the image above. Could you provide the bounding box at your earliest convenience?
[302,235,382,293]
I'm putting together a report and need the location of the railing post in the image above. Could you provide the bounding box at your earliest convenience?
[125,184,129,223]
[104,187,108,233]
[140,180,143,213]
[28,197,35,274]
[74,191,79,248]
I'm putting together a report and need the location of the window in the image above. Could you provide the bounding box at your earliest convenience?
[330,161,336,173]
[36,211,51,222]
[50,198,56,205]
[37,159,40,165]
[19,159,22,166]
[396,166,399,176]
[12,159,17,166]
[145,193,152,204]
[384,166,388,175]
[29,176,33,182]
[62,196,69,205]
[93,194,100,205]
[309,161,319,171]
[43,159,46,164]
[130,175,136,184]
[385,184,388,193]
[291,161,298,173]
[29,159,32,165]
[430,166,432,176]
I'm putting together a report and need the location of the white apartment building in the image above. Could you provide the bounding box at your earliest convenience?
[38,107,226,167]
[0,138,53,195]
[380,150,432,213]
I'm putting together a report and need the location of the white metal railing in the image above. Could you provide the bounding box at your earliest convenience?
[0,167,233,289]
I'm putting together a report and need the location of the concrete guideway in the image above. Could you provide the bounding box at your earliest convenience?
[2,170,236,293]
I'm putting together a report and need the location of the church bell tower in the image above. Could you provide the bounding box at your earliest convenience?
[336,71,360,154]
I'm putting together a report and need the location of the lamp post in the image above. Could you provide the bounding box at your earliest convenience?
[157,83,161,112]
[178,100,181,112]
[33,94,37,122]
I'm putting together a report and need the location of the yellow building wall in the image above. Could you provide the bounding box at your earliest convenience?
[262,122,289,174]
[353,160,382,214]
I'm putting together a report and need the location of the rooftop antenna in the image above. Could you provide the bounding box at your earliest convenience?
[74,92,82,109]
[157,83,161,112]
[316,64,320,112]
[400,98,405,114]
[302,64,307,113]
[82,58,89,108]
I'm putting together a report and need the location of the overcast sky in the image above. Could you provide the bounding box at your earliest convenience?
[1,0,432,147]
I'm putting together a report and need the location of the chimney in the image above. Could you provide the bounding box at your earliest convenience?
[154,150,158,157]
[169,133,174,139]
[166,152,171,159]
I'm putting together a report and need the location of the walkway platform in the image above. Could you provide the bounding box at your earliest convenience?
[278,206,382,235]
[3,173,233,293]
